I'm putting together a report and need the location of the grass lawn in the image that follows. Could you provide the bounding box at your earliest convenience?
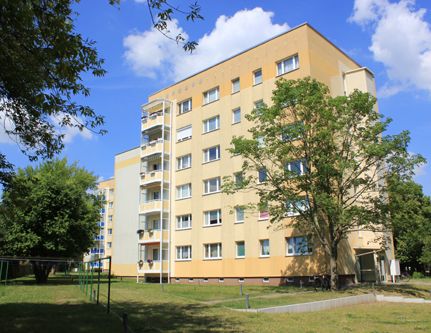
[1,276,431,332]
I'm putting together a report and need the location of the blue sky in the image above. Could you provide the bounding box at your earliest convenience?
[1,0,430,194]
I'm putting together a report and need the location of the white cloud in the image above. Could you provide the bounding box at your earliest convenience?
[50,114,93,144]
[414,162,427,178]
[350,0,431,96]
[0,109,16,144]
[123,8,289,81]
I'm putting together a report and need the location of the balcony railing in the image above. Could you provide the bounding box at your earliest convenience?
[137,259,168,273]
[141,112,170,131]
[95,235,104,241]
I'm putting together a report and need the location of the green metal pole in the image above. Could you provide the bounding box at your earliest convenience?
[97,259,101,305]
[0,261,3,282]
[89,264,94,301]
[107,256,112,314]
[4,262,9,285]
[85,263,89,296]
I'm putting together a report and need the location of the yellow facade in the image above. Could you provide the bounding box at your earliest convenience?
[109,23,394,284]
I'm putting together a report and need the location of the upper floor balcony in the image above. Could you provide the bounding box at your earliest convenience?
[140,170,169,186]
[139,199,169,214]
[141,139,170,157]
[141,111,170,132]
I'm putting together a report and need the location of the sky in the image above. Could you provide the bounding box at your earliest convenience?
[1,0,431,194]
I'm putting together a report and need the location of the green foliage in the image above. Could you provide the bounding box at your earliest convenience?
[412,271,425,279]
[388,175,431,269]
[0,159,99,259]
[0,0,107,161]
[224,77,424,288]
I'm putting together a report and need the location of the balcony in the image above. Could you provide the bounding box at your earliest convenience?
[137,230,169,243]
[137,259,169,273]
[141,112,170,132]
[141,139,170,157]
[95,235,104,241]
[140,170,169,186]
[139,199,169,213]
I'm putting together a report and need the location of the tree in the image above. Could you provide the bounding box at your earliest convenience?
[0,0,202,180]
[223,78,424,289]
[0,159,100,283]
[387,175,431,272]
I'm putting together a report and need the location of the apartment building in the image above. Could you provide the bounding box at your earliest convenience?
[85,178,115,270]
[108,23,394,285]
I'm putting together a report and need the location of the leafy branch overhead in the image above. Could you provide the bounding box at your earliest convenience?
[145,0,203,52]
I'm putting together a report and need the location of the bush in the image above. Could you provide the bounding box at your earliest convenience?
[412,271,425,279]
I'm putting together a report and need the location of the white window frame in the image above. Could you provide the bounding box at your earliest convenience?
[253,68,262,85]
[236,241,245,258]
[286,236,312,256]
[235,207,245,223]
[108,228,113,235]
[204,243,222,259]
[176,183,192,200]
[286,159,308,176]
[178,98,192,114]
[202,115,220,133]
[177,125,192,142]
[203,177,221,194]
[176,214,192,230]
[231,78,240,93]
[260,239,270,257]
[176,245,192,260]
[203,87,219,104]
[276,54,299,76]
[204,209,222,226]
[203,145,220,163]
[177,154,192,170]
[286,197,310,217]
[232,108,241,124]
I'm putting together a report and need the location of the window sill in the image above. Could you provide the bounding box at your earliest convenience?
[202,99,219,107]
[234,220,244,224]
[177,137,192,143]
[176,227,192,231]
[253,82,262,86]
[231,90,240,95]
[203,257,222,261]
[257,217,269,221]
[175,259,192,262]
[203,191,221,196]
[202,158,220,165]
[176,196,192,201]
[235,256,245,259]
[203,223,222,228]
[232,121,241,125]
[177,110,192,116]
[259,255,270,258]
[276,67,300,78]
[176,166,191,172]
[286,253,312,257]
[202,128,220,135]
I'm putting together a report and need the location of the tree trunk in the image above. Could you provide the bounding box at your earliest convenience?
[329,245,338,290]
[31,261,53,284]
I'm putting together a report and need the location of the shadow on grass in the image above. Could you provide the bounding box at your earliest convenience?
[7,275,121,286]
[0,302,123,333]
[110,300,242,332]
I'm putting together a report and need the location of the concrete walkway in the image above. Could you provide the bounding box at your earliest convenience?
[236,293,431,314]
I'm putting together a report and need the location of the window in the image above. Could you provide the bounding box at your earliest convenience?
[177,125,192,142]
[260,239,270,257]
[203,87,219,104]
[176,214,192,229]
[203,278,208,283]
[286,159,308,176]
[152,219,160,230]
[204,209,222,226]
[236,241,245,258]
[239,278,245,283]
[188,278,194,282]
[203,145,220,163]
[204,243,222,259]
[108,215,113,222]
[232,108,241,124]
[235,207,244,223]
[232,78,240,93]
[203,177,221,194]
[108,201,113,208]
[179,98,192,114]
[152,191,160,200]
[203,115,220,133]
[263,277,270,283]
[219,278,224,283]
[176,183,192,199]
[277,54,299,75]
[234,172,244,186]
[108,228,112,235]
[107,242,112,248]
[256,136,265,147]
[258,168,267,183]
[286,236,312,255]
[254,99,264,109]
[282,122,304,141]
[259,210,269,220]
[253,69,262,85]
[177,154,191,170]
[152,248,160,261]
[286,197,310,216]
[176,245,192,260]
